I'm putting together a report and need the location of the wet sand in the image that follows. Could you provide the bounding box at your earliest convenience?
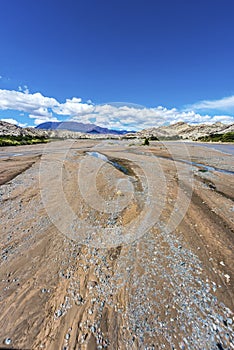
[0,140,233,350]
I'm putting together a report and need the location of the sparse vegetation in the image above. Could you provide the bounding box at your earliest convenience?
[149,136,159,141]
[197,132,234,143]
[143,137,150,146]
[149,135,181,141]
[0,135,50,147]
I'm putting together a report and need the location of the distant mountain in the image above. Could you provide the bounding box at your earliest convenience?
[36,121,130,135]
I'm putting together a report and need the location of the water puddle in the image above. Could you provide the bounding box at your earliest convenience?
[190,142,234,156]
[132,150,234,176]
[0,153,24,159]
[87,151,129,175]
[178,159,234,175]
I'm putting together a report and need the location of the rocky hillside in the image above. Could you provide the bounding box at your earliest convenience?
[1,120,233,141]
[0,121,120,140]
[135,122,234,140]
[0,121,49,138]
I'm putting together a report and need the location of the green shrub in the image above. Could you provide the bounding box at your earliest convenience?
[0,135,50,147]
[143,137,150,146]
[197,132,234,142]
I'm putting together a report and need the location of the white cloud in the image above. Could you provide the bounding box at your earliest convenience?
[28,108,59,125]
[18,85,30,94]
[0,118,27,127]
[24,85,29,94]
[53,97,94,116]
[189,95,234,112]
[0,88,233,130]
[30,107,53,117]
[31,116,60,126]
[69,104,233,131]
[0,89,59,113]
[1,118,19,125]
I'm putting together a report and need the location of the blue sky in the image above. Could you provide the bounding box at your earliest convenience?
[0,0,234,130]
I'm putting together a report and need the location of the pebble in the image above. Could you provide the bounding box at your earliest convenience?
[91,326,96,333]
[65,333,70,340]
[55,309,62,317]
[224,274,230,283]
[4,337,12,345]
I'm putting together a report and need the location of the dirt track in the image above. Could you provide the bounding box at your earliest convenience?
[0,140,233,350]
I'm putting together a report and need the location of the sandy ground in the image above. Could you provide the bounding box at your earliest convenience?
[0,140,233,350]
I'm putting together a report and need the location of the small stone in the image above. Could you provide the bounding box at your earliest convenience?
[56,309,62,317]
[65,333,70,340]
[220,261,225,266]
[224,274,230,283]
[4,338,12,345]
[91,326,96,333]
[179,341,185,350]
[213,323,217,331]
[78,295,83,302]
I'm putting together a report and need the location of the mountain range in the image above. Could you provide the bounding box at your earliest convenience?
[0,120,233,141]
[36,121,129,135]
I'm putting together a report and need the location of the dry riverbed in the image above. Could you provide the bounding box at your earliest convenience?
[0,140,233,350]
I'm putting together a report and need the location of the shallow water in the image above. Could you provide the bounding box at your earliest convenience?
[87,151,129,174]
[179,158,234,175]
[0,153,24,158]
[189,142,234,156]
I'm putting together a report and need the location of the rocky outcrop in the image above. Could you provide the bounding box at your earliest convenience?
[0,121,48,138]
[133,122,234,140]
[0,121,120,139]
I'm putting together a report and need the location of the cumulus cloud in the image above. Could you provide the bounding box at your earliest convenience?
[0,118,27,127]
[18,85,30,94]
[70,104,233,130]
[29,116,60,126]
[189,95,234,112]
[53,97,94,116]
[0,89,59,113]
[0,88,233,130]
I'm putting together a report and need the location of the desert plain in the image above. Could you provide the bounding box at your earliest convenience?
[0,139,233,350]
